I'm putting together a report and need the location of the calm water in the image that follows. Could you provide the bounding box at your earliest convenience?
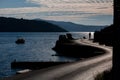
[0,32,93,77]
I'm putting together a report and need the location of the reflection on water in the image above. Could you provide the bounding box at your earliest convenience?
[0,32,94,77]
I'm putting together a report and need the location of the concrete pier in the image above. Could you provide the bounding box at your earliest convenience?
[11,61,71,70]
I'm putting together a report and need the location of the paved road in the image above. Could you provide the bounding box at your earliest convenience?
[5,39,112,80]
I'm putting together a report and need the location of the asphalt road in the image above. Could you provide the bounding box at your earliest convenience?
[5,39,112,80]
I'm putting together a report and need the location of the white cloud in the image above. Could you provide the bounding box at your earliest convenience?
[0,0,113,25]
[0,0,113,15]
[27,0,113,15]
[0,2,113,15]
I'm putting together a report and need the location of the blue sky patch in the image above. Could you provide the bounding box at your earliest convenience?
[0,0,39,8]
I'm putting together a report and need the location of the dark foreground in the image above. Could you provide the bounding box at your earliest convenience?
[11,61,71,70]
[95,69,112,80]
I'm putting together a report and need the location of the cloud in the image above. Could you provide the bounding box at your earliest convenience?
[0,0,113,15]
[0,0,113,25]
[26,0,113,15]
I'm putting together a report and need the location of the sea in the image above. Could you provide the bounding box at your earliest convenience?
[0,32,94,77]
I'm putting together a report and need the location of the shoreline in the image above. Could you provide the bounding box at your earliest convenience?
[3,39,112,80]
[11,39,107,71]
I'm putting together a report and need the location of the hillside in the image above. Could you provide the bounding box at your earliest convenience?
[0,17,67,32]
[47,20,106,32]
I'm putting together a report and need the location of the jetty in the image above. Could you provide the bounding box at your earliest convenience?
[11,61,71,70]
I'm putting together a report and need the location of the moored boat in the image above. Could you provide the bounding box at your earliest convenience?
[15,38,25,44]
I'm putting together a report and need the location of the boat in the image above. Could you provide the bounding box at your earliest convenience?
[16,69,31,74]
[15,38,25,44]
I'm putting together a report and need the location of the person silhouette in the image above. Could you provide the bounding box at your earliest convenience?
[89,32,91,40]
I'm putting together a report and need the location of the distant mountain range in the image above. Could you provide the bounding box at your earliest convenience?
[0,17,67,32]
[46,20,107,32]
[35,19,107,32]
[0,17,107,32]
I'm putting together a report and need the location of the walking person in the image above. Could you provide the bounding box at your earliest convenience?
[89,32,91,40]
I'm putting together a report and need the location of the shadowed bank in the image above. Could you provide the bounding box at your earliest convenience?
[52,33,105,58]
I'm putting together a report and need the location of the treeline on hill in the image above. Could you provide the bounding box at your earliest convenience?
[94,24,114,46]
[0,17,67,32]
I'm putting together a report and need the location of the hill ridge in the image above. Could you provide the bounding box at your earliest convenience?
[0,17,67,32]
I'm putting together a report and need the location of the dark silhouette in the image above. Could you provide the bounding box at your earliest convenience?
[89,32,91,40]
[11,61,70,70]
[94,24,114,46]
[0,17,67,32]
[113,0,120,80]
[83,36,86,39]
[66,33,74,40]
[59,35,67,41]
[57,33,74,43]
[15,38,25,44]
[52,34,105,58]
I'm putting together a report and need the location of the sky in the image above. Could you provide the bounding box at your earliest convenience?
[0,0,113,25]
